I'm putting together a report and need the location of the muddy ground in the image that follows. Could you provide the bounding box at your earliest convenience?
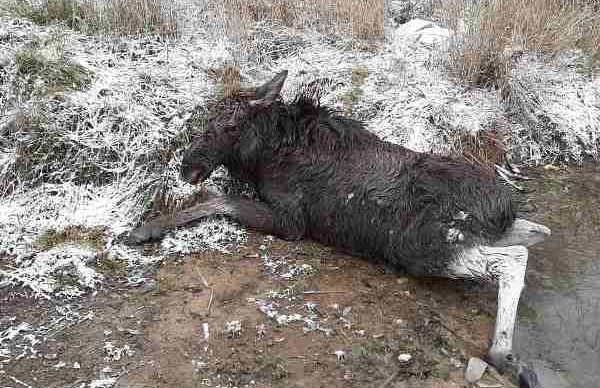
[3,164,599,388]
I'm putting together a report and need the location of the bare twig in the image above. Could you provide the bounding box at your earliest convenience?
[496,165,525,191]
[193,266,210,288]
[496,164,530,180]
[302,290,348,295]
[194,266,214,316]
[7,375,34,388]
[207,289,214,316]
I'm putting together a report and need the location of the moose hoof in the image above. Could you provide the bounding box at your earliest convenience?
[487,348,541,388]
[519,367,541,388]
[127,224,165,244]
[486,346,514,373]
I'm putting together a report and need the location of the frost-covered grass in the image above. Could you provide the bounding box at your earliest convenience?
[341,65,369,114]
[35,225,105,251]
[15,46,91,99]
[435,0,600,88]
[0,244,103,298]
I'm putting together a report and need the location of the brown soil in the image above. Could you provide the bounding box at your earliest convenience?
[1,232,502,388]
[110,234,495,388]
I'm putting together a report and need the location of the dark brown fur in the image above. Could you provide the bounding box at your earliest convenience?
[177,71,515,275]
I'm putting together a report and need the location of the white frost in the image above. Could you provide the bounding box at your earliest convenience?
[1,244,102,298]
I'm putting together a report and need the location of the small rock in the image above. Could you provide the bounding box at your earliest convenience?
[202,322,210,341]
[388,0,411,26]
[476,382,502,388]
[224,320,242,338]
[465,357,488,383]
[73,362,81,369]
[450,357,463,368]
[543,164,560,171]
[256,324,266,339]
[334,350,346,362]
[393,18,451,47]
[398,353,412,363]
[98,88,112,97]
[343,369,353,380]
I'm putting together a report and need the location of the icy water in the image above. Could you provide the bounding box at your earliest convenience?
[513,165,600,388]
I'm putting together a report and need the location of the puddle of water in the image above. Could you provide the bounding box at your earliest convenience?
[513,165,600,388]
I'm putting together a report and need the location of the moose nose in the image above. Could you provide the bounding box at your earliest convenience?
[189,170,200,185]
[182,169,200,185]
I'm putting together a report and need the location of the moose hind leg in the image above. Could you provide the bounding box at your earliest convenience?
[447,245,534,383]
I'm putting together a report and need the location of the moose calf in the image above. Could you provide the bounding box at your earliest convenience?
[129,71,550,387]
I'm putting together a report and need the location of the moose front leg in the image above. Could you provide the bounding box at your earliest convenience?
[127,195,303,244]
[447,245,540,388]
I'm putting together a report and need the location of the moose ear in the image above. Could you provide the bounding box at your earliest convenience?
[250,70,288,108]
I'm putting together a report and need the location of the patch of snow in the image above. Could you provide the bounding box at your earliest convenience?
[89,378,117,388]
[259,238,315,282]
[103,342,134,362]
[392,18,451,47]
[1,244,102,298]
[160,218,246,255]
[224,320,242,338]
[0,323,30,348]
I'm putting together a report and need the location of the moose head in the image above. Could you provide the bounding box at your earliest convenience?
[180,70,288,185]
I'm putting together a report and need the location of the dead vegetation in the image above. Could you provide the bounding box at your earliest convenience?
[341,65,369,115]
[435,0,600,87]
[9,0,179,36]
[9,0,383,42]
[209,0,384,43]
[34,225,106,251]
[15,47,91,100]
[446,127,507,172]
[3,108,118,190]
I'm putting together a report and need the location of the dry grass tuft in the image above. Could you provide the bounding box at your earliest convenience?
[334,0,384,41]
[11,0,179,37]
[209,0,384,43]
[15,47,92,99]
[447,127,507,172]
[35,225,106,251]
[341,65,369,114]
[217,65,242,98]
[271,0,296,27]
[208,64,242,98]
[435,0,600,87]
[101,0,179,36]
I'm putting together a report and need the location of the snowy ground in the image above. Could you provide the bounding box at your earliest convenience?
[0,5,599,387]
